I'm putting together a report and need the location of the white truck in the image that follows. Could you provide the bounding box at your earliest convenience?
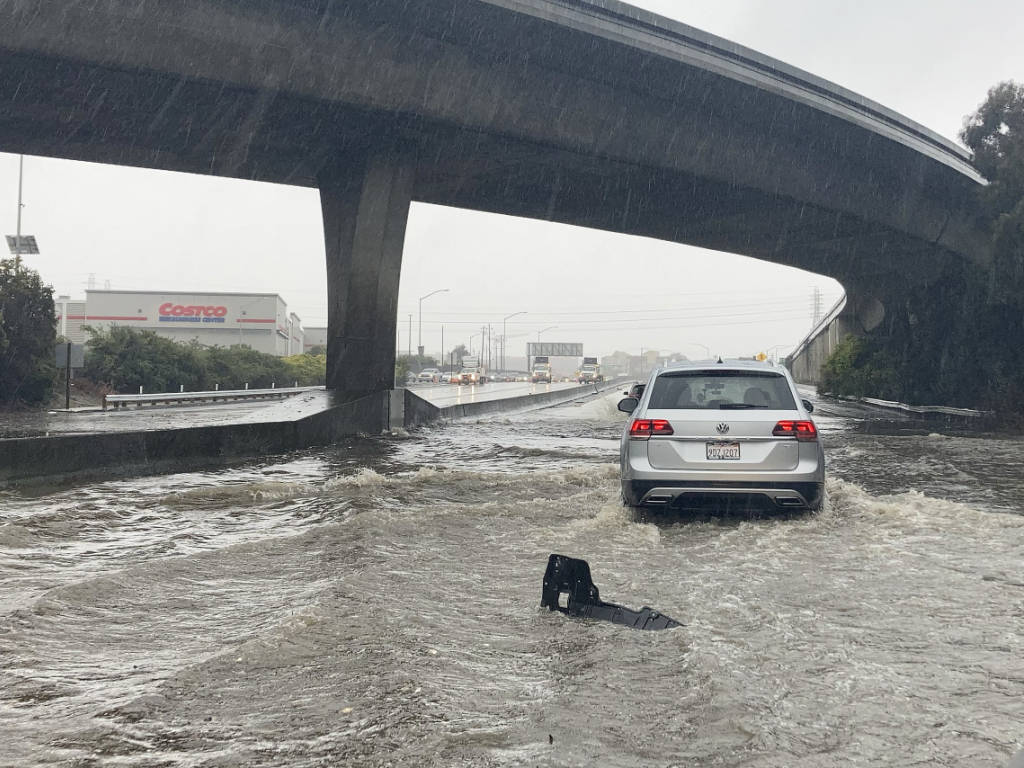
[459,356,488,385]
[531,356,552,384]
[577,356,603,384]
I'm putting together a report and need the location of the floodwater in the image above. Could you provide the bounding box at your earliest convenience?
[1,392,1022,767]
[0,382,583,438]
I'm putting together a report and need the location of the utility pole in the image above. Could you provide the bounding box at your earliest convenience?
[408,314,412,358]
[812,287,823,326]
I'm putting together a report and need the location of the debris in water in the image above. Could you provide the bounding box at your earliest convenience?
[540,554,681,631]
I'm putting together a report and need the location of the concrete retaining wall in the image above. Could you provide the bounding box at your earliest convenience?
[787,296,876,386]
[0,391,389,487]
[405,382,620,426]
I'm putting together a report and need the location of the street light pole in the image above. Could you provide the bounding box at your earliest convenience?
[418,288,449,358]
[533,326,557,372]
[502,311,527,374]
[15,155,23,268]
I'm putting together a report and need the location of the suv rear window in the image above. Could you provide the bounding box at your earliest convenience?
[647,370,796,410]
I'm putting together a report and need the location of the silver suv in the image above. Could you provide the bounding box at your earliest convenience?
[618,360,824,512]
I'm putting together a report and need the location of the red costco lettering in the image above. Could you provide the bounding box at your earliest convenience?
[158,303,229,317]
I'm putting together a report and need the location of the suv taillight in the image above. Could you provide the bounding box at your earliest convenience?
[629,419,674,439]
[772,420,817,441]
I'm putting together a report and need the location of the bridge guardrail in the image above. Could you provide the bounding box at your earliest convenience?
[786,294,848,364]
[103,385,324,410]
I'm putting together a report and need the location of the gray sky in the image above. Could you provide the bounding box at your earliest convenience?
[2,0,1020,359]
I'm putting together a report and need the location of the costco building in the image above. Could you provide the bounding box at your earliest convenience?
[58,290,306,356]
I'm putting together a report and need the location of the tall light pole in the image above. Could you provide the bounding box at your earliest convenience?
[6,155,40,268]
[418,288,449,358]
[532,326,556,372]
[502,311,527,373]
[15,154,23,267]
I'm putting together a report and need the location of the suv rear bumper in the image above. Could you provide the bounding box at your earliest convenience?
[622,479,824,510]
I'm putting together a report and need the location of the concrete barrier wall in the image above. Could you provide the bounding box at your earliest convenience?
[0,391,388,487]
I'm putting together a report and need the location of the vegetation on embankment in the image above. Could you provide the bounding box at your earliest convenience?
[821,81,1024,414]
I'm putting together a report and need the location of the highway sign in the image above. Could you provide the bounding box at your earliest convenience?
[527,342,583,357]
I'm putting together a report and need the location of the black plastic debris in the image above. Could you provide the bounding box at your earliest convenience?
[541,554,681,631]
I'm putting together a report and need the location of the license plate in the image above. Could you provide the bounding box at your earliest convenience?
[706,441,740,460]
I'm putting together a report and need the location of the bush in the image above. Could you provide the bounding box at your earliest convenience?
[0,259,56,406]
[282,353,326,386]
[820,336,899,399]
[84,326,207,393]
[201,345,289,390]
[82,326,320,393]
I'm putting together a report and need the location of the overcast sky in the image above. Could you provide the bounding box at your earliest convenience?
[1,0,1020,359]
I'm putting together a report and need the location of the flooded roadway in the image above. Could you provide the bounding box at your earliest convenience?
[1,392,1022,767]
[0,382,584,438]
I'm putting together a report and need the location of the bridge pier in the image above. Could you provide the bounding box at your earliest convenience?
[319,146,415,400]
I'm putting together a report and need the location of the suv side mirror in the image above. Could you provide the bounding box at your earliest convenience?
[618,397,639,413]
[801,398,814,413]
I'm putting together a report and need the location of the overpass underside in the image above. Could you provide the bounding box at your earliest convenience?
[0,0,988,396]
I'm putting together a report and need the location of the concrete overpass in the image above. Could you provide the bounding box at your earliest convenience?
[0,0,988,401]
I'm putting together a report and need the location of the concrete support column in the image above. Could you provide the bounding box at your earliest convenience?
[319,146,415,398]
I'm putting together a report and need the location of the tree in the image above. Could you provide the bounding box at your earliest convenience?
[961,80,1024,303]
[449,344,469,367]
[961,81,1024,212]
[0,259,56,406]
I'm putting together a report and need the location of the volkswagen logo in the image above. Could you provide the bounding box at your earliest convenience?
[716,423,730,435]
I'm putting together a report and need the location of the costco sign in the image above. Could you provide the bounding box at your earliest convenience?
[158,302,228,323]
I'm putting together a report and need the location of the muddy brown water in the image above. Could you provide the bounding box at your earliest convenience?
[1,392,1022,766]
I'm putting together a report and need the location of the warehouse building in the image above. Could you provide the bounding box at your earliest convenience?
[303,326,328,352]
[57,290,305,357]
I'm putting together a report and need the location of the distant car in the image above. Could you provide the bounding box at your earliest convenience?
[417,368,441,383]
[618,360,823,512]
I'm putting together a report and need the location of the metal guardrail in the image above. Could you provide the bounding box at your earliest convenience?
[103,385,324,410]
[857,397,991,418]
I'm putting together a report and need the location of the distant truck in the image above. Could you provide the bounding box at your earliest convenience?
[459,356,488,385]
[578,357,604,384]
[531,356,552,383]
